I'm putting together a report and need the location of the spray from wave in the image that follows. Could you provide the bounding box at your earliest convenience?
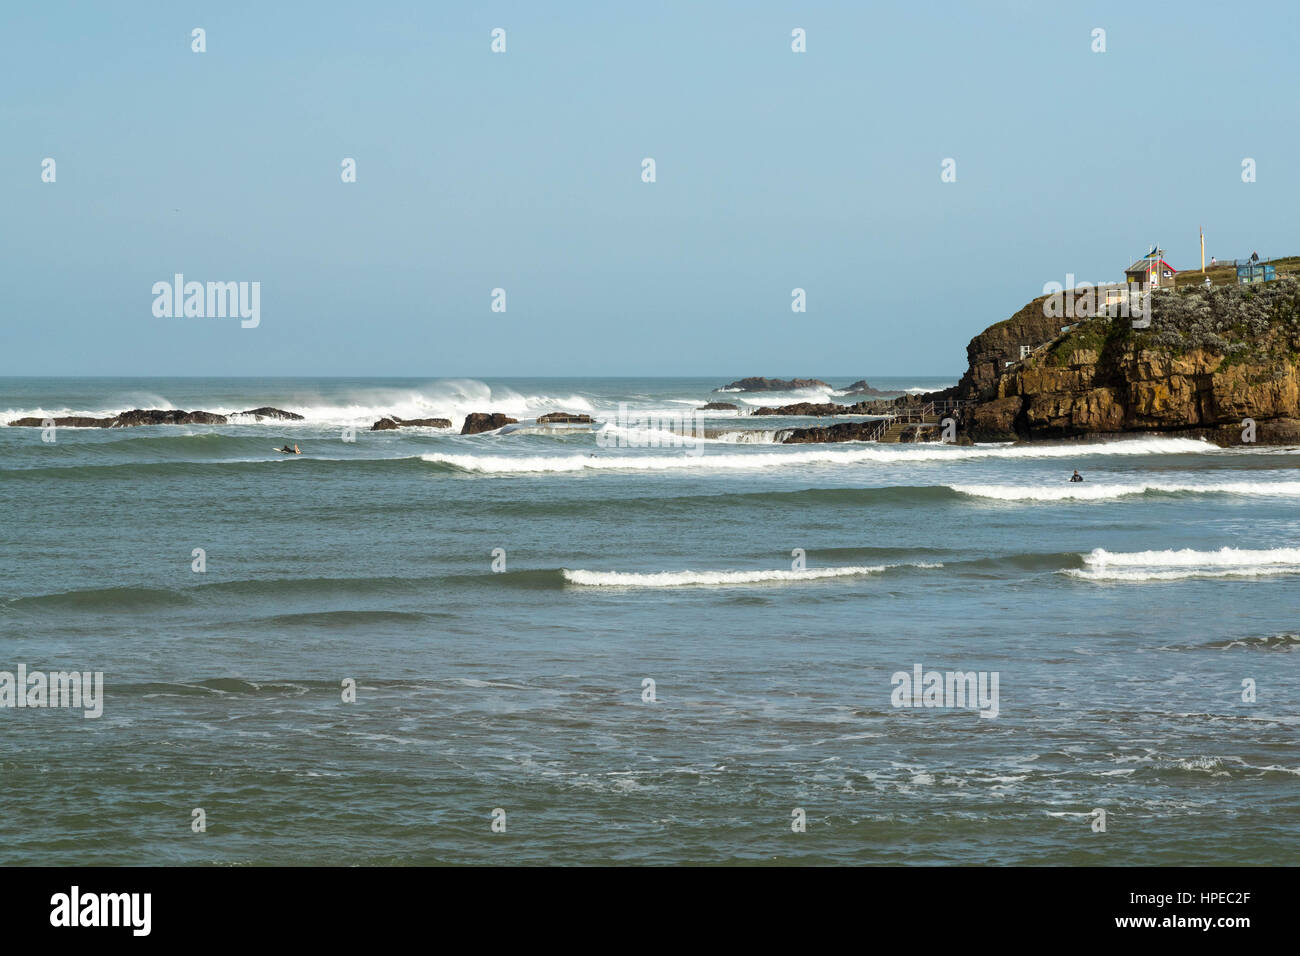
[2,380,599,432]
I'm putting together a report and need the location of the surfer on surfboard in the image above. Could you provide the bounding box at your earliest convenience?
[277,443,301,454]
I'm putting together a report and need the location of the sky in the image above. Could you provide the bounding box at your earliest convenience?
[3,0,1298,377]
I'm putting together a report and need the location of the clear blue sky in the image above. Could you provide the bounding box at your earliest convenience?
[3,1,1297,377]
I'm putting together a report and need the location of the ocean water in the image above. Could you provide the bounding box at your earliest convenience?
[1,376,1297,866]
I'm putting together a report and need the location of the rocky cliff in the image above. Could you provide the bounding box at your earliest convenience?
[958,277,1300,445]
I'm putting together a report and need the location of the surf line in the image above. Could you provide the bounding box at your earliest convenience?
[0,664,104,718]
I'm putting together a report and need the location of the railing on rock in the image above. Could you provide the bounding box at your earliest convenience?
[864,399,970,442]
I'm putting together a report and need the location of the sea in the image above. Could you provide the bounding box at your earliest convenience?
[1,376,1296,865]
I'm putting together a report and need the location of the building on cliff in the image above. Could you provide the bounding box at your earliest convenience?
[1124,247,1177,291]
[1237,259,1277,284]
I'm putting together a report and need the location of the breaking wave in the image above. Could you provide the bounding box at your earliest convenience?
[421,437,1217,474]
[1065,547,1300,582]
[560,563,939,587]
[952,480,1300,501]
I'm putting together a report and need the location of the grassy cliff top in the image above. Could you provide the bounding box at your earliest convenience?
[1042,275,1300,367]
[1173,256,1300,289]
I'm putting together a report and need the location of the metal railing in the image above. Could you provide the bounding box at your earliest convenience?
[863,400,970,442]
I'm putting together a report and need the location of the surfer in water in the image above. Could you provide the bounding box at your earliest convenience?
[1069,470,1083,482]
[280,443,301,455]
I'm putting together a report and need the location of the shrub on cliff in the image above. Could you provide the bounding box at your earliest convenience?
[1146,276,1300,357]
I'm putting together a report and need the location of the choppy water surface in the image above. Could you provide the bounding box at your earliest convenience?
[1,377,1296,864]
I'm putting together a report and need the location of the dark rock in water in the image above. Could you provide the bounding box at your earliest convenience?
[698,402,739,410]
[753,395,920,417]
[240,406,305,421]
[752,402,847,416]
[716,377,830,393]
[782,421,884,443]
[537,412,594,424]
[371,416,452,430]
[8,416,111,428]
[752,401,874,416]
[8,406,305,427]
[839,379,889,396]
[461,412,518,435]
[114,409,228,427]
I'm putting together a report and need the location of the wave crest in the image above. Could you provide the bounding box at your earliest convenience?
[561,563,938,587]
[953,480,1300,501]
[1065,547,1300,582]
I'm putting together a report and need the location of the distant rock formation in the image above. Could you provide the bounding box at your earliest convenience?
[838,379,890,396]
[697,402,739,410]
[536,412,594,424]
[715,377,830,392]
[460,412,519,435]
[8,406,304,428]
[751,396,913,417]
[371,416,452,431]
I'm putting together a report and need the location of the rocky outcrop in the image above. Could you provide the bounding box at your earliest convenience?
[536,412,593,424]
[239,407,305,421]
[114,409,228,426]
[8,406,306,427]
[958,277,1300,445]
[371,416,452,430]
[954,296,1070,400]
[8,416,108,428]
[697,402,739,411]
[781,421,884,443]
[752,395,918,417]
[10,409,227,427]
[460,412,518,435]
[838,379,890,396]
[715,377,830,392]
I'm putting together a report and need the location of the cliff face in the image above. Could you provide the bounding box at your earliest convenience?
[960,277,1300,445]
[955,297,1068,399]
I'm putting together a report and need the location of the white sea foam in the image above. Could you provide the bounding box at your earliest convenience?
[2,381,598,431]
[561,564,922,587]
[421,437,1218,474]
[710,430,789,444]
[952,480,1300,501]
[1065,547,1300,582]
